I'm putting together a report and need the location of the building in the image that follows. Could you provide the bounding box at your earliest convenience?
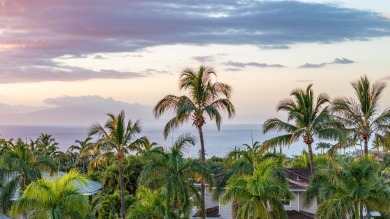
[10,171,102,201]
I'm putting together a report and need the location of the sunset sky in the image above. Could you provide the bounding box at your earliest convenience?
[1,0,390,125]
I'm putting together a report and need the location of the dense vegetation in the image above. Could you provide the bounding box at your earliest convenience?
[0,70,389,219]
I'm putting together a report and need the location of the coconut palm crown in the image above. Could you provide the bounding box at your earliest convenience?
[154,66,235,161]
[153,66,235,218]
[330,75,390,156]
[263,84,342,174]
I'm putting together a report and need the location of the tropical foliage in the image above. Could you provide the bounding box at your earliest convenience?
[0,74,389,219]
[10,169,89,219]
[221,155,293,219]
[330,75,390,156]
[304,157,390,219]
[0,139,56,212]
[89,110,144,219]
[153,65,235,218]
[140,134,214,218]
[126,186,176,219]
[262,84,343,174]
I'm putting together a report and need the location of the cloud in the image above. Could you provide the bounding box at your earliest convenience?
[299,63,327,69]
[0,62,143,83]
[1,1,389,82]
[44,95,119,107]
[143,68,169,74]
[192,55,215,63]
[0,103,46,114]
[0,95,156,125]
[224,60,285,68]
[299,57,355,68]
[224,68,242,72]
[93,55,105,59]
[333,58,354,64]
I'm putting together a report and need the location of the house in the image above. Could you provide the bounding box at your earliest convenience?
[10,171,102,201]
[191,168,316,219]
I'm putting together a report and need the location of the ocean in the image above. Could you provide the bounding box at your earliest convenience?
[0,124,309,158]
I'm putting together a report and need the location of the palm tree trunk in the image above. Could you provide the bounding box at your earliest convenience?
[307,143,315,175]
[364,137,369,156]
[118,153,126,219]
[354,201,360,219]
[197,125,206,219]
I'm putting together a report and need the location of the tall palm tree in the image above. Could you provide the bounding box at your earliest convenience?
[89,110,144,219]
[262,84,342,174]
[221,156,293,219]
[67,137,94,173]
[0,139,56,212]
[10,169,89,219]
[331,75,390,156]
[154,66,235,218]
[101,155,144,195]
[304,157,390,219]
[140,134,214,218]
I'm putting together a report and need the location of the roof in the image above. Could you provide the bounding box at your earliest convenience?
[10,171,102,200]
[44,171,102,195]
[75,179,103,196]
[0,214,10,219]
[287,210,315,219]
[193,206,219,217]
[284,168,312,190]
[213,172,225,184]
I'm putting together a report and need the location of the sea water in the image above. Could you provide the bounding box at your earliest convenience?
[0,124,308,158]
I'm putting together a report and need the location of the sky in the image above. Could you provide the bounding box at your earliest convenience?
[1,0,390,126]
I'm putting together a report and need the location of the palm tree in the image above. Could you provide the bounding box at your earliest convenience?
[153,66,235,218]
[304,157,390,219]
[315,142,332,154]
[10,169,89,219]
[35,133,59,157]
[0,138,13,154]
[0,139,56,212]
[93,190,135,219]
[127,186,176,219]
[221,156,293,219]
[89,110,144,219]
[331,75,390,156]
[67,137,94,173]
[262,84,342,174]
[132,138,159,155]
[213,141,270,199]
[290,149,311,168]
[140,134,214,217]
[101,155,144,195]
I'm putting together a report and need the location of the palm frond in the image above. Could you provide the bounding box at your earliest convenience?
[263,118,297,133]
